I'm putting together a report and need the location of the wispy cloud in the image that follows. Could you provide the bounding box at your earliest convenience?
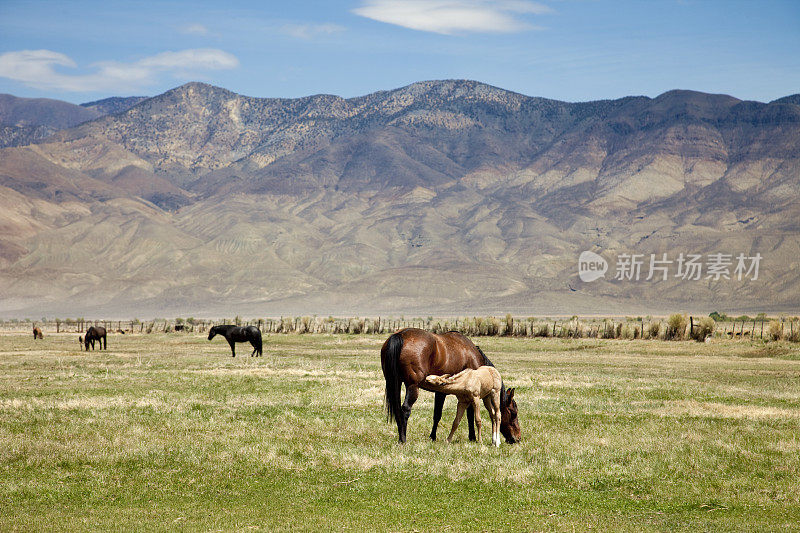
[181,23,211,36]
[279,23,346,40]
[0,49,239,92]
[352,0,552,35]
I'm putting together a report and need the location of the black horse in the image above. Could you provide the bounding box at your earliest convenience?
[82,326,107,351]
[208,325,262,357]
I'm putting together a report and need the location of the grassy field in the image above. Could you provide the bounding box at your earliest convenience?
[1,332,799,531]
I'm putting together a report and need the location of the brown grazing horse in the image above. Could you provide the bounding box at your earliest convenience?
[33,326,44,339]
[381,328,520,444]
[82,326,107,350]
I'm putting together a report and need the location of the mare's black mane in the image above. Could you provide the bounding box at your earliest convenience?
[476,345,507,405]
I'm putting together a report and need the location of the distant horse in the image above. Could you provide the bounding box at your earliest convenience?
[381,328,520,444]
[208,325,262,357]
[32,326,44,339]
[425,366,503,446]
[82,326,107,350]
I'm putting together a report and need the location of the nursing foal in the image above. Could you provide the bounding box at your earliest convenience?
[425,366,503,447]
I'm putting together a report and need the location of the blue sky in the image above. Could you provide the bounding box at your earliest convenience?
[0,0,798,104]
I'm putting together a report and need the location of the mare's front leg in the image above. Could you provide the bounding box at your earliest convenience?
[228,340,236,357]
[447,400,468,443]
[398,384,419,443]
[430,392,446,441]
[467,404,476,441]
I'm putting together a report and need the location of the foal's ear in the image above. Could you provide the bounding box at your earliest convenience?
[507,388,515,401]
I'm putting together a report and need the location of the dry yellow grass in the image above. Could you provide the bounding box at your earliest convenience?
[1,332,799,531]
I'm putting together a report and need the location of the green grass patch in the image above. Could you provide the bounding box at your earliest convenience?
[1,333,799,531]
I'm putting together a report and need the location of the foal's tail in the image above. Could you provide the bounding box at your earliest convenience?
[382,332,404,425]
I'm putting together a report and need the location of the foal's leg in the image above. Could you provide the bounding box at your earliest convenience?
[484,393,501,447]
[398,384,419,444]
[447,400,468,443]
[472,397,483,445]
[228,340,236,357]
[430,392,446,441]
[492,390,501,447]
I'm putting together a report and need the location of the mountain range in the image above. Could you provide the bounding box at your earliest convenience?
[0,80,798,318]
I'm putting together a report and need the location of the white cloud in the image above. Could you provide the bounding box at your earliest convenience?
[0,49,239,92]
[279,23,346,40]
[181,23,210,36]
[352,0,552,34]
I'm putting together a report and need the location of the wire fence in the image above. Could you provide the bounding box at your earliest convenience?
[4,314,798,342]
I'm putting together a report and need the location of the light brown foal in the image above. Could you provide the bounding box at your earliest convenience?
[424,366,503,447]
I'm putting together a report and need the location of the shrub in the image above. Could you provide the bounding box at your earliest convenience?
[601,320,616,339]
[620,323,635,340]
[787,321,800,342]
[768,320,783,341]
[692,317,716,341]
[535,323,550,337]
[666,314,688,340]
[709,311,728,322]
[648,321,662,339]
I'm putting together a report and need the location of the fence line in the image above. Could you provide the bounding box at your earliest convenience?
[3,315,798,342]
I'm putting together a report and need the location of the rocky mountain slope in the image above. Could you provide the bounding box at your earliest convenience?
[0,94,146,148]
[1,81,798,317]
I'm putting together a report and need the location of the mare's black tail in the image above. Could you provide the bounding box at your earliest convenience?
[383,332,404,426]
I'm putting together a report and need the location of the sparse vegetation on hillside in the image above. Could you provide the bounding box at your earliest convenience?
[2,82,799,317]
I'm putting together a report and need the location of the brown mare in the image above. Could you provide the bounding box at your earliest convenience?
[32,326,44,339]
[381,328,520,444]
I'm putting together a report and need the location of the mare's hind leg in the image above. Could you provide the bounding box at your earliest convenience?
[447,400,468,443]
[228,340,236,357]
[430,392,446,441]
[398,384,419,444]
[250,338,261,357]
